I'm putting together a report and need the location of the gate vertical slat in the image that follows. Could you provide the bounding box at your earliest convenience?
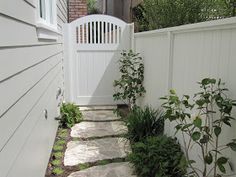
[101,21,104,43]
[90,22,93,44]
[78,25,80,44]
[98,21,101,43]
[109,23,112,43]
[82,24,84,44]
[94,21,97,43]
[113,25,116,44]
[105,22,108,44]
[86,23,88,44]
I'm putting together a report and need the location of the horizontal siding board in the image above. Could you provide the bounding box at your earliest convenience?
[0,15,37,47]
[0,44,62,81]
[57,2,67,21]
[0,16,62,47]
[59,0,68,11]
[0,55,62,151]
[0,64,62,177]
[23,0,36,8]
[57,13,66,24]
[0,0,35,25]
[57,15,65,26]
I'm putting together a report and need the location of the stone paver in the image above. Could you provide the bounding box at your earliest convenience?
[82,110,120,121]
[68,162,137,177]
[71,121,127,138]
[64,138,130,166]
[80,106,117,111]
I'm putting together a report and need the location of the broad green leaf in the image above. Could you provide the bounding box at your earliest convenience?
[193,117,202,128]
[214,127,221,137]
[192,132,201,141]
[196,99,205,107]
[204,153,213,164]
[170,89,176,94]
[218,164,226,174]
[217,157,228,165]
[201,78,211,85]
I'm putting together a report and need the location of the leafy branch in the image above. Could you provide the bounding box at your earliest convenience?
[161,78,236,177]
[113,50,145,109]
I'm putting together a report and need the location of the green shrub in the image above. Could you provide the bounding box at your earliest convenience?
[124,106,164,143]
[129,136,187,177]
[60,103,82,128]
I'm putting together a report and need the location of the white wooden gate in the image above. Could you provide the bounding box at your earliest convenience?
[64,15,133,105]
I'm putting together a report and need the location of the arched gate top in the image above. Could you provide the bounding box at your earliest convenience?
[69,15,131,50]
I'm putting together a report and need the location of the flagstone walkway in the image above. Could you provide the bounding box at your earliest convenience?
[64,107,136,177]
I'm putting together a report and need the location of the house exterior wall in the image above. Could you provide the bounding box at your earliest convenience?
[69,0,87,22]
[0,0,67,177]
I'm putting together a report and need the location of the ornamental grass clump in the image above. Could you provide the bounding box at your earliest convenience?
[161,78,236,177]
[124,106,164,143]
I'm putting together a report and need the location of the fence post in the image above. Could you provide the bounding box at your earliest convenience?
[63,23,73,102]
[167,31,174,90]
[130,23,135,51]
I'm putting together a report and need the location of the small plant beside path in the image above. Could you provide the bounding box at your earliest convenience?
[113,50,146,110]
[161,78,236,177]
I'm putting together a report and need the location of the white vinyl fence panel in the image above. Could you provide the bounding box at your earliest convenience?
[134,17,236,176]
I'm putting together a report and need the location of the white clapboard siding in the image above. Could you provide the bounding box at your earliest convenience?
[0,45,62,81]
[0,0,67,177]
[57,0,67,16]
[0,55,61,149]
[0,63,62,177]
[134,17,236,176]
[0,0,36,25]
[57,4,67,23]
[23,0,36,7]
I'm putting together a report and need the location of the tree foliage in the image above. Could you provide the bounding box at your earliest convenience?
[87,0,100,14]
[133,0,236,31]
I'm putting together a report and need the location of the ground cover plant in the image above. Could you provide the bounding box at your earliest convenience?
[113,50,145,109]
[124,106,164,143]
[129,135,187,177]
[161,78,236,177]
[60,103,82,128]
